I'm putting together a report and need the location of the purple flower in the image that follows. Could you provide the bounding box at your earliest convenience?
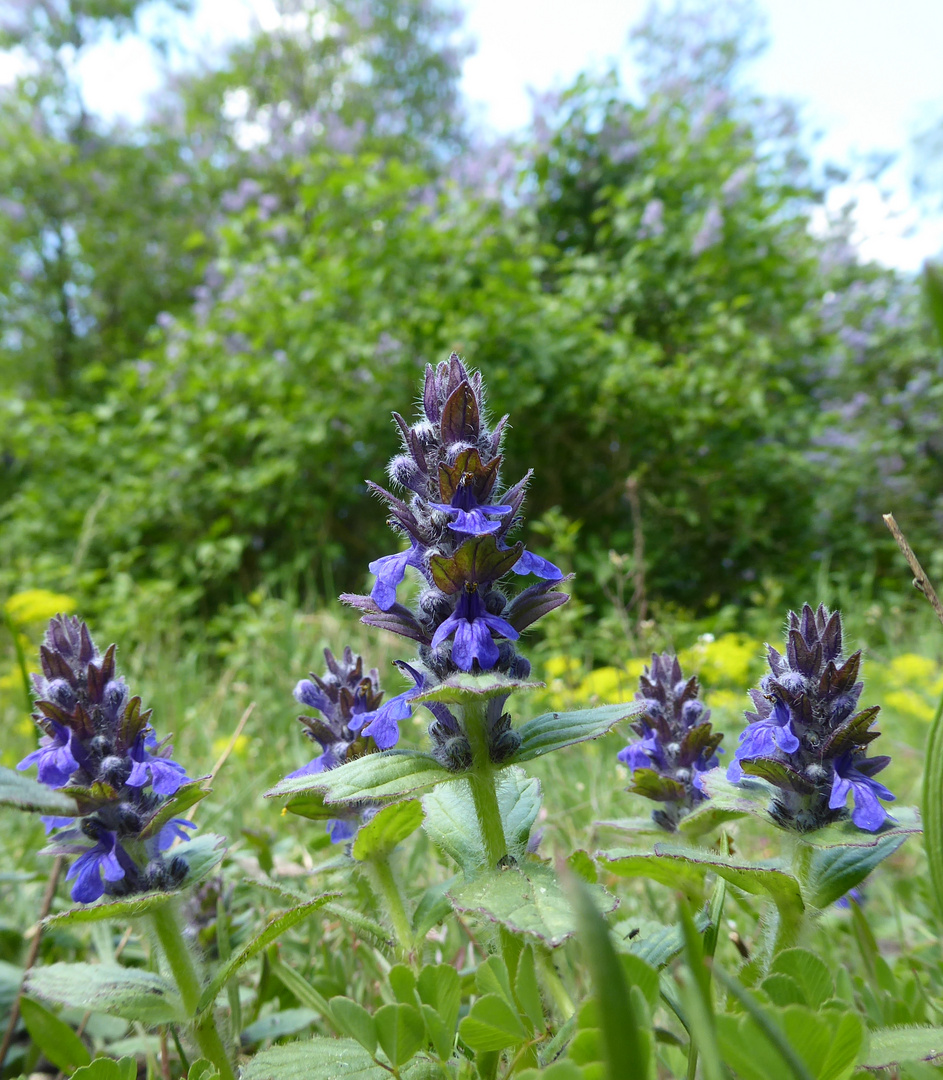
[369,540,424,611]
[512,548,564,581]
[127,735,190,796]
[618,653,723,831]
[617,729,663,771]
[157,818,197,851]
[429,484,513,537]
[41,815,76,834]
[727,701,799,782]
[350,663,425,749]
[66,830,126,904]
[829,754,895,832]
[431,588,520,671]
[327,819,358,844]
[22,615,202,903]
[17,721,78,788]
[344,355,569,690]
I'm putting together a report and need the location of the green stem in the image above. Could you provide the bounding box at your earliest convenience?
[366,856,414,957]
[150,901,236,1080]
[463,699,508,869]
[538,951,576,1020]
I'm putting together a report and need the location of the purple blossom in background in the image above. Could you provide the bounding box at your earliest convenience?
[728,604,895,833]
[19,616,198,903]
[618,653,723,831]
[691,202,724,256]
[638,198,665,239]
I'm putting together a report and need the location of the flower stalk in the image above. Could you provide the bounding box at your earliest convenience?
[150,901,236,1080]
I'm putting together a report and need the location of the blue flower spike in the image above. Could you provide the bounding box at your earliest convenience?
[18,615,198,903]
[728,603,895,833]
[618,652,723,831]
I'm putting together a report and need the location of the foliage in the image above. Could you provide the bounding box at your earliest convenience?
[1,1,939,635]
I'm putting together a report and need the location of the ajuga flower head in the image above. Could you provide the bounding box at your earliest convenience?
[18,615,196,903]
[342,354,569,769]
[618,653,723,831]
[728,603,894,832]
[287,645,395,843]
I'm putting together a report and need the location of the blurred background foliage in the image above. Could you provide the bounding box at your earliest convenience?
[0,0,941,644]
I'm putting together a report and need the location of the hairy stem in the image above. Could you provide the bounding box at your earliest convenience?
[150,901,236,1080]
[463,699,508,869]
[366,856,414,957]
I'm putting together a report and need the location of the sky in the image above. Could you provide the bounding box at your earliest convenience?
[7,0,943,269]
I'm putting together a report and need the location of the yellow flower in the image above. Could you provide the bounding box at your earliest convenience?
[543,655,581,680]
[887,653,940,687]
[4,589,77,628]
[884,689,936,723]
[577,666,634,702]
[706,688,747,715]
[213,733,249,758]
[679,633,762,688]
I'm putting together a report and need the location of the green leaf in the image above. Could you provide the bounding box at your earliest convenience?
[514,946,545,1030]
[920,685,943,922]
[242,1036,390,1080]
[566,850,598,884]
[138,779,212,840]
[769,949,833,1010]
[266,750,453,803]
[188,1061,220,1080]
[411,878,457,939]
[413,672,539,705]
[177,832,229,883]
[449,861,616,947]
[512,702,643,763]
[612,915,709,968]
[197,894,334,1014]
[760,973,806,1008]
[421,767,540,873]
[352,799,423,861]
[45,834,227,927]
[419,1002,455,1062]
[796,827,914,908]
[280,789,335,821]
[0,765,78,815]
[476,956,515,1003]
[27,963,183,1024]
[695,769,777,821]
[516,1063,585,1080]
[331,997,378,1055]
[374,1002,426,1067]
[71,1058,137,1080]
[458,994,528,1052]
[417,963,460,1049]
[860,1026,943,1069]
[570,874,651,1079]
[717,1004,863,1080]
[602,844,803,940]
[594,816,667,838]
[677,802,749,838]
[240,1008,317,1046]
[389,964,418,1004]
[19,996,91,1072]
